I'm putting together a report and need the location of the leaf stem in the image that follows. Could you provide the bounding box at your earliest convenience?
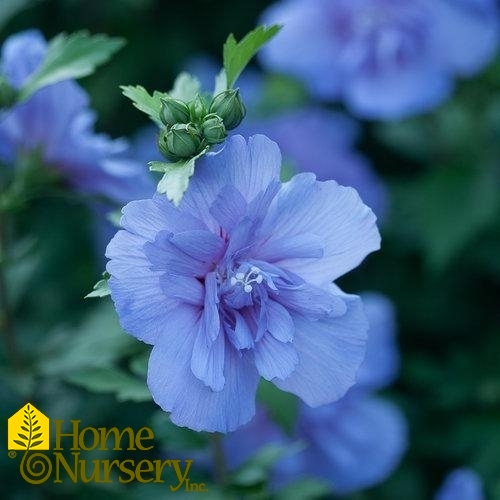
[211,432,227,486]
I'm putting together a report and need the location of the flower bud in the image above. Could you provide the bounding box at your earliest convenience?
[159,123,202,160]
[160,97,190,126]
[201,113,227,145]
[209,89,246,130]
[189,94,207,122]
[157,128,171,159]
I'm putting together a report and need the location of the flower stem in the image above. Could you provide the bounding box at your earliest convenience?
[211,432,227,486]
[0,212,21,371]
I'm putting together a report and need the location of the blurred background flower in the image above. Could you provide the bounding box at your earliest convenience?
[259,0,500,119]
[0,29,154,205]
[435,468,485,500]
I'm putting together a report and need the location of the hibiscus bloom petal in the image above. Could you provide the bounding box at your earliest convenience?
[181,135,281,229]
[274,293,367,405]
[149,315,260,432]
[262,173,380,285]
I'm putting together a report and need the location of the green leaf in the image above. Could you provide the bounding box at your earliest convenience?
[223,25,281,89]
[257,379,298,434]
[18,31,125,102]
[30,440,43,448]
[0,0,34,34]
[150,411,209,451]
[414,164,499,269]
[129,349,149,377]
[121,73,200,126]
[85,271,111,299]
[106,209,122,228]
[275,478,331,500]
[36,302,137,376]
[229,443,296,487]
[13,440,27,448]
[120,85,166,126]
[213,68,227,96]
[150,147,207,205]
[65,367,151,402]
[168,72,201,102]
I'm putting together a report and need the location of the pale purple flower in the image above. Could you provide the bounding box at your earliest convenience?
[106,134,380,432]
[0,30,154,204]
[259,0,500,119]
[435,468,484,500]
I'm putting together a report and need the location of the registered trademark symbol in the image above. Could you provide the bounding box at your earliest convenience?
[8,451,17,459]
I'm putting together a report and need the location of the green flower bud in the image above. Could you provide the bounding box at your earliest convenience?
[209,89,246,130]
[189,94,207,122]
[160,97,190,126]
[201,113,227,145]
[157,128,171,159]
[159,123,202,160]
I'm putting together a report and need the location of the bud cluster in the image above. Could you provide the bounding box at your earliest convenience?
[158,89,246,161]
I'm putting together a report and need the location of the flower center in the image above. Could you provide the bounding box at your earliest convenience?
[230,266,264,293]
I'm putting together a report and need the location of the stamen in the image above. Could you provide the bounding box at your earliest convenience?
[230,266,265,293]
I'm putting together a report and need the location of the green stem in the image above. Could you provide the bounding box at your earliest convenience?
[0,212,21,371]
[211,432,227,486]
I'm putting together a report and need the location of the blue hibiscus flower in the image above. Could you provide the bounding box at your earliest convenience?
[106,134,380,432]
[259,0,500,119]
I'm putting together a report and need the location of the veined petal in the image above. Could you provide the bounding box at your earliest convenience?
[255,232,324,262]
[145,230,220,277]
[209,184,247,234]
[273,281,347,320]
[261,174,380,286]
[159,273,204,306]
[170,229,225,262]
[274,293,367,406]
[121,194,206,240]
[144,232,204,276]
[203,272,221,341]
[266,299,294,342]
[149,326,260,432]
[106,230,172,344]
[253,333,298,381]
[225,311,254,350]
[181,135,281,230]
[191,323,225,391]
